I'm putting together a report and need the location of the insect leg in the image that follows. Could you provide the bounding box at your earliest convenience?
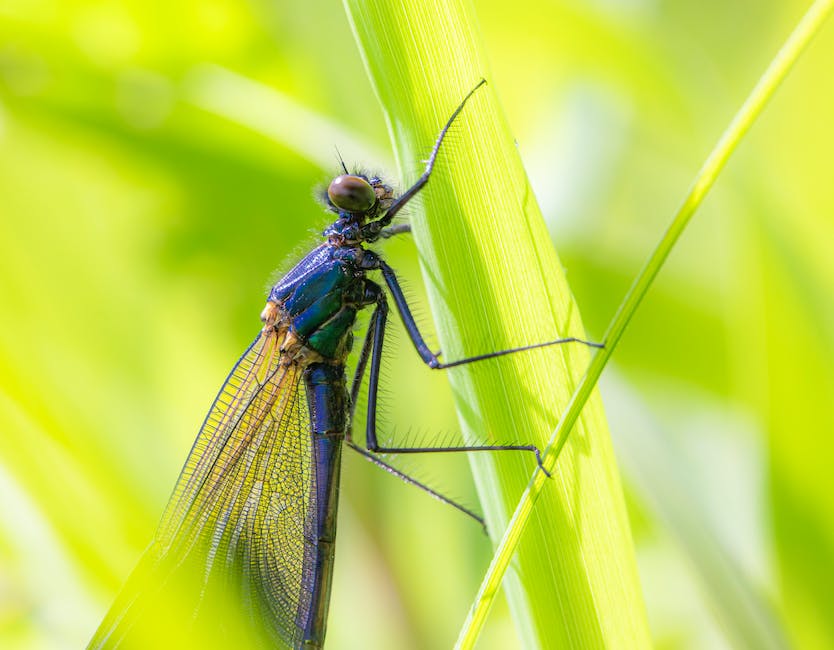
[377,259,602,370]
[361,284,550,476]
[347,283,487,527]
[376,79,487,228]
[379,223,412,238]
[345,441,485,531]
[348,308,375,432]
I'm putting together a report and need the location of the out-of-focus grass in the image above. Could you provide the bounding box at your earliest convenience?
[1,1,833,649]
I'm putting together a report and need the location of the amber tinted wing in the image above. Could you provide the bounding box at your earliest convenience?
[89,330,318,650]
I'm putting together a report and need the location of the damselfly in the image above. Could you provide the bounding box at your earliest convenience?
[88,80,600,650]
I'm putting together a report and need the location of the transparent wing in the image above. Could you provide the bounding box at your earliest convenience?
[89,329,318,650]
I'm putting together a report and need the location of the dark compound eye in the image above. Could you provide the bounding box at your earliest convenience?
[327,175,376,213]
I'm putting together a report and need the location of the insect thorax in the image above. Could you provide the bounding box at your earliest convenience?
[264,243,374,362]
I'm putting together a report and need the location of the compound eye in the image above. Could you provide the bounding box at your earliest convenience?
[327,175,376,213]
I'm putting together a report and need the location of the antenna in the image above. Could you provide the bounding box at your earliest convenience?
[334,146,349,175]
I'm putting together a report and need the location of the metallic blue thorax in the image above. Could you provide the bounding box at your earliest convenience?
[269,243,372,360]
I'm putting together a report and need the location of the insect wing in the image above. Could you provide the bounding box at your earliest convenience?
[89,330,318,649]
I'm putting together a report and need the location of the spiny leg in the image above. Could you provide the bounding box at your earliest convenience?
[375,79,487,229]
[348,305,376,431]
[360,286,550,476]
[345,441,485,531]
[377,258,602,369]
[346,288,486,527]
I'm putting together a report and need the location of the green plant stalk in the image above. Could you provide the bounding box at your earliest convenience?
[343,0,651,647]
[456,0,834,647]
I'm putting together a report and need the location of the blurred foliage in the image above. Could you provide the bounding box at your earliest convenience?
[0,0,832,649]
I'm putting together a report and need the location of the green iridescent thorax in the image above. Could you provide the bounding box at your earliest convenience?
[267,244,371,360]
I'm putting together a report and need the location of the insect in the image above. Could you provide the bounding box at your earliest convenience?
[88,80,600,650]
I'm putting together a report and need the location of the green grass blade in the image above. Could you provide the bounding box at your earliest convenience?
[457,0,834,647]
[343,0,651,648]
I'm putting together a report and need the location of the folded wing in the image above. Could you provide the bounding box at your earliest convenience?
[89,330,318,650]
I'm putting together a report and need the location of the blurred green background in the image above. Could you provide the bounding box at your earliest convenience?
[1,0,833,648]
